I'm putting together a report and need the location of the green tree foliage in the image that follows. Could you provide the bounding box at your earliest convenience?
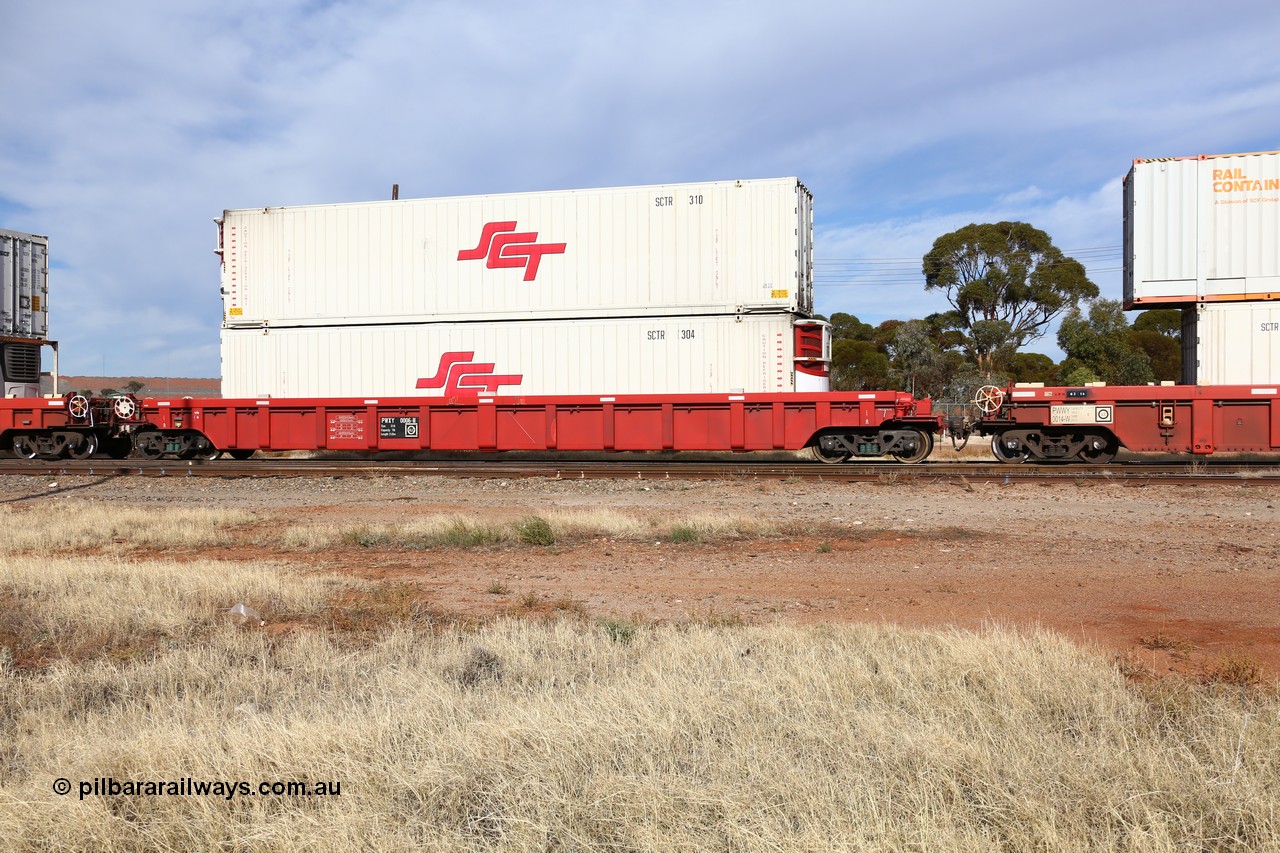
[1129,330,1180,382]
[827,311,982,399]
[827,313,893,391]
[871,319,906,351]
[922,222,1098,375]
[1132,309,1181,337]
[1007,352,1058,384]
[1129,309,1181,382]
[831,338,889,391]
[1057,299,1154,385]
[886,320,945,397]
[827,312,875,342]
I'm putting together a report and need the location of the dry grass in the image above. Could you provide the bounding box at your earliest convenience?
[0,556,1278,850]
[276,509,790,550]
[3,621,1277,850]
[928,435,997,461]
[0,555,347,666]
[0,503,254,552]
[1,505,1277,849]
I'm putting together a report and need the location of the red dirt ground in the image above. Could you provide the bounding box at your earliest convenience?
[10,473,1280,681]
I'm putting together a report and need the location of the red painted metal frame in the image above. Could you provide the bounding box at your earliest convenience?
[0,397,81,433]
[137,391,935,454]
[991,384,1280,455]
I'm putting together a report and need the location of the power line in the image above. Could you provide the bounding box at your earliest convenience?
[814,268,1122,288]
[814,246,1122,262]
[812,247,1122,288]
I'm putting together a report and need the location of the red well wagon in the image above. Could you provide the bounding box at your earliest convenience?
[971,383,1280,462]
[0,390,942,464]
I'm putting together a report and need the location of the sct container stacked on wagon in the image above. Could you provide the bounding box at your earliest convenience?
[0,182,940,463]
[1124,150,1280,384]
[0,228,50,397]
[217,178,831,398]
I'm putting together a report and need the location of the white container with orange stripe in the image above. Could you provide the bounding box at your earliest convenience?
[1124,150,1280,308]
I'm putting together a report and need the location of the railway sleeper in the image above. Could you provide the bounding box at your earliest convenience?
[990,428,1120,464]
[812,428,934,464]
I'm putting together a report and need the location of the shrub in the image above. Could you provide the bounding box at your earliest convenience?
[516,515,556,546]
[670,524,700,544]
[600,618,638,645]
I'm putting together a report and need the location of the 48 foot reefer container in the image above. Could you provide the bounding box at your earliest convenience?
[217,178,813,327]
[221,314,830,399]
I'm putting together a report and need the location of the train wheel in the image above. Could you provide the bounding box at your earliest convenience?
[1078,432,1119,464]
[184,436,221,461]
[228,449,256,460]
[991,433,1030,464]
[133,433,165,460]
[810,435,851,464]
[67,432,99,460]
[12,436,39,460]
[891,430,933,464]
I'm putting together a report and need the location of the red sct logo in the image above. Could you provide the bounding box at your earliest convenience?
[458,221,566,281]
[417,352,523,395]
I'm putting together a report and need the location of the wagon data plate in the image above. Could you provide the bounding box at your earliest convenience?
[1050,404,1113,425]
[380,416,420,439]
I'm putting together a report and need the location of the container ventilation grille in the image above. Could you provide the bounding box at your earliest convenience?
[4,344,39,382]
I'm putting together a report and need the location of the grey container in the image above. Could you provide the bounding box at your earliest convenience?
[0,228,50,339]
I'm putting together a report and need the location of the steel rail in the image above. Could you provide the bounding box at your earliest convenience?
[2,457,1280,484]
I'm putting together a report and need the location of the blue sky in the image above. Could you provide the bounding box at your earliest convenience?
[2,0,1278,377]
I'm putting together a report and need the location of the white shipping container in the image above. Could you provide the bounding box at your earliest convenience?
[1125,151,1280,307]
[1181,302,1280,385]
[218,178,812,327]
[0,228,49,339]
[221,314,829,398]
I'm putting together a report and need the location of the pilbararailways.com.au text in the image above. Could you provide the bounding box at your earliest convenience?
[55,777,343,801]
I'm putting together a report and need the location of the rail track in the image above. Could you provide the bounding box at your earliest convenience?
[2,457,1279,484]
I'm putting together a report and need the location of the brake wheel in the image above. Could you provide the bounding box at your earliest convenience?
[67,394,91,420]
[113,395,139,420]
[973,385,1006,415]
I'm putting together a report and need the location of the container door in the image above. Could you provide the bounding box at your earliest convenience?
[0,233,48,339]
[795,182,814,315]
[0,234,12,338]
[26,239,48,338]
